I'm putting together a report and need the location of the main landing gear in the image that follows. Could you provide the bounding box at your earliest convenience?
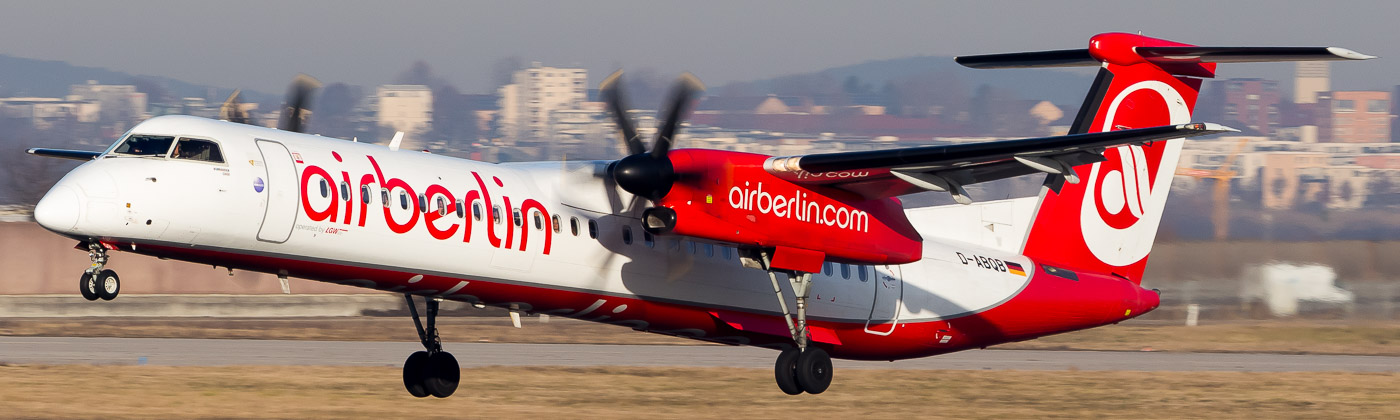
[758,252,833,395]
[79,242,119,301]
[402,294,460,398]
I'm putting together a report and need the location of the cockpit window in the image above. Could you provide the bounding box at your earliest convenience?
[112,135,175,156]
[171,138,224,163]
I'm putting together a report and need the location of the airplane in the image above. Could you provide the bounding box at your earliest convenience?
[24,33,1371,398]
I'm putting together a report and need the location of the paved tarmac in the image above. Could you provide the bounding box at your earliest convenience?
[1,336,1396,372]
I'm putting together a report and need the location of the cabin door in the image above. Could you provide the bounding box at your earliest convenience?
[255,140,298,243]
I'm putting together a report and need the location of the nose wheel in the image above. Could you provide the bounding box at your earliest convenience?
[402,294,460,398]
[79,242,119,301]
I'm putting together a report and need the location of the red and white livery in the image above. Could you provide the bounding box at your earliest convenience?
[27,33,1372,397]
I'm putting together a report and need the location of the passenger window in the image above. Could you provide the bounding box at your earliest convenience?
[492,205,502,224]
[622,226,633,245]
[112,135,175,157]
[472,203,483,221]
[455,200,464,218]
[840,264,850,279]
[823,262,833,276]
[361,185,371,204]
[171,138,224,163]
[533,212,543,231]
[552,215,562,233]
[644,232,655,248]
[571,217,581,236]
[513,208,522,227]
[858,266,869,282]
[399,191,409,210]
[380,188,390,208]
[319,179,329,198]
[418,194,428,213]
[437,196,448,216]
[587,220,598,239]
[339,182,350,202]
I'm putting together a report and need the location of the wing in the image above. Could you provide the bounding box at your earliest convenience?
[26,148,102,161]
[763,123,1235,203]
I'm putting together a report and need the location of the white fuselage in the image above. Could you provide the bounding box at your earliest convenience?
[37,116,1046,358]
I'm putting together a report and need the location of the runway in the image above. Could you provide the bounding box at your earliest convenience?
[1,336,1396,372]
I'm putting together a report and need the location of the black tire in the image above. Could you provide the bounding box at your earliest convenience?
[425,351,460,398]
[95,269,119,301]
[774,347,804,395]
[795,347,833,394]
[79,273,98,301]
[402,351,431,398]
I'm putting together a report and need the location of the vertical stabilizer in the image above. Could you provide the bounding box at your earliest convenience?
[959,33,1373,283]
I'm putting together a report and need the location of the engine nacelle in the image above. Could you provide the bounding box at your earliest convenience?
[653,149,922,270]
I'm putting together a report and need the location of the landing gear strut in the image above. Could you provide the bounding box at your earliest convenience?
[758,252,834,395]
[402,294,459,398]
[80,242,119,301]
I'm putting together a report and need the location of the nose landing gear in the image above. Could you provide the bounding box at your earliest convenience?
[401,294,460,398]
[80,242,119,301]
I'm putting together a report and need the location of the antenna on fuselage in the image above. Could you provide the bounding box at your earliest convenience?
[388,131,405,151]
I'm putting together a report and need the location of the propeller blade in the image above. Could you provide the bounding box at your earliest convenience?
[220,89,248,124]
[280,74,322,133]
[599,70,645,155]
[650,72,704,158]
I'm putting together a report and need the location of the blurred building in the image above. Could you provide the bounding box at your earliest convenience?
[1199,79,1281,135]
[67,81,146,122]
[376,85,433,136]
[1317,91,1392,143]
[1294,62,1329,104]
[0,97,100,129]
[1260,152,1331,209]
[496,64,587,141]
[696,95,816,115]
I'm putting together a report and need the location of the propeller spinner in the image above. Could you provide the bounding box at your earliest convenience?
[599,71,704,202]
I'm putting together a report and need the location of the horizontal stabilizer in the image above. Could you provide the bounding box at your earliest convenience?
[26,148,101,161]
[1134,46,1376,63]
[958,45,1373,70]
[955,49,1097,69]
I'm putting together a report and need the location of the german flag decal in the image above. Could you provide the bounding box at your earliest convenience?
[1006,261,1026,277]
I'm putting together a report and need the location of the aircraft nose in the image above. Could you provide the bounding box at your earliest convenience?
[34,184,83,233]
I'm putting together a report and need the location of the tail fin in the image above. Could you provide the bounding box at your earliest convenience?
[958,33,1373,284]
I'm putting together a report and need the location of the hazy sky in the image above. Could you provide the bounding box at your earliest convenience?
[0,1,1394,94]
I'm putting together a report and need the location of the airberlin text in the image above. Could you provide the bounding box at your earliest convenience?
[728,181,869,232]
[297,151,551,255]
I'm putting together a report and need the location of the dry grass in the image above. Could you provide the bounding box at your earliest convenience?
[3,318,1399,355]
[997,322,1400,355]
[0,365,1395,419]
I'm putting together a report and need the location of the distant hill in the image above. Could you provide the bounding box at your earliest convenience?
[716,55,1097,106]
[0,54,276,104]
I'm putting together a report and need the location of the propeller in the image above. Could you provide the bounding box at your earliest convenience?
[600,70,704,202]
[279,74,322,133]
[219,89,249,124]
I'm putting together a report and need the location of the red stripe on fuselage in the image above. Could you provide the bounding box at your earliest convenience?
[122,242,1156,361]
